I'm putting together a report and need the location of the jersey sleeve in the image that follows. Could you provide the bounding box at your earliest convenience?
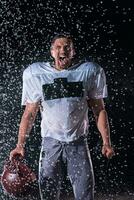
[88,65,108,99]
[21,66,42,105]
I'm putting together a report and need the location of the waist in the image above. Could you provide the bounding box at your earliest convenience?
[42,135,87,145]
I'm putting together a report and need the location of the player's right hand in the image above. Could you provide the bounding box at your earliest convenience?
[9,147,25,161]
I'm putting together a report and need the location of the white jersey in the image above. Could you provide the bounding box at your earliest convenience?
[22,61,108,142]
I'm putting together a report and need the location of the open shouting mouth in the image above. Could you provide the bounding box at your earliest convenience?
[58,56,69,66]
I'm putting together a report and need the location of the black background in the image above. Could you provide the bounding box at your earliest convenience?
[0,0,134,199]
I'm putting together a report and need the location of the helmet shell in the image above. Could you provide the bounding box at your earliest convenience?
[1,159,37,198]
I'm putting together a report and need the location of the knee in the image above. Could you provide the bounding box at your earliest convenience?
[39,177,60,200]
[74,186,94,200]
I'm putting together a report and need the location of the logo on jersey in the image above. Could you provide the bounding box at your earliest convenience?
[42,78,84,100]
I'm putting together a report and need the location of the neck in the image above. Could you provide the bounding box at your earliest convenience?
[55,66,64,71]
[54,61,72,71]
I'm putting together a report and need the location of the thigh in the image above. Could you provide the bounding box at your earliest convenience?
[39,138,64,200]
[66,139,95,200]
[39,137,63,183]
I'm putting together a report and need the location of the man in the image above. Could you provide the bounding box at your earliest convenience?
[10,33,115,200]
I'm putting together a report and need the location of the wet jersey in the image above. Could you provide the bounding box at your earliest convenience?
[21,61,108,142]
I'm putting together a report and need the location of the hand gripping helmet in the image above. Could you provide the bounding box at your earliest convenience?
[1,158,37,198]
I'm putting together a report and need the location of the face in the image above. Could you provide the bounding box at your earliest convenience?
[50,37,75,70]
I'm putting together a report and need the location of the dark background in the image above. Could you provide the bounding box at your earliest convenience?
[0,0,134,199]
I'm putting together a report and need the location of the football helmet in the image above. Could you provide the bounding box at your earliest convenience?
[1,158,37,198]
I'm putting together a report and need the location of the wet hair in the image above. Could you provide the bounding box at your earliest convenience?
[50,32,74,47]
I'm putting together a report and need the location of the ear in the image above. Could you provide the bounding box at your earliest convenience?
[71,48,76,58]
[50,48,54,58]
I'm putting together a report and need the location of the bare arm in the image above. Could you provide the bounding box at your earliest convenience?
[88,98,111,146]
[17,102,39,146]
[10,102,39,160]
[87,98,114,158]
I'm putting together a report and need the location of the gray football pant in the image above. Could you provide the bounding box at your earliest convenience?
[39,136,95,200]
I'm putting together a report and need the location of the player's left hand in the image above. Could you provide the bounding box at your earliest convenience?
[102,145,115,159]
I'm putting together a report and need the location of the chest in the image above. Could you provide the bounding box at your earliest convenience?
[40,70,90,101]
